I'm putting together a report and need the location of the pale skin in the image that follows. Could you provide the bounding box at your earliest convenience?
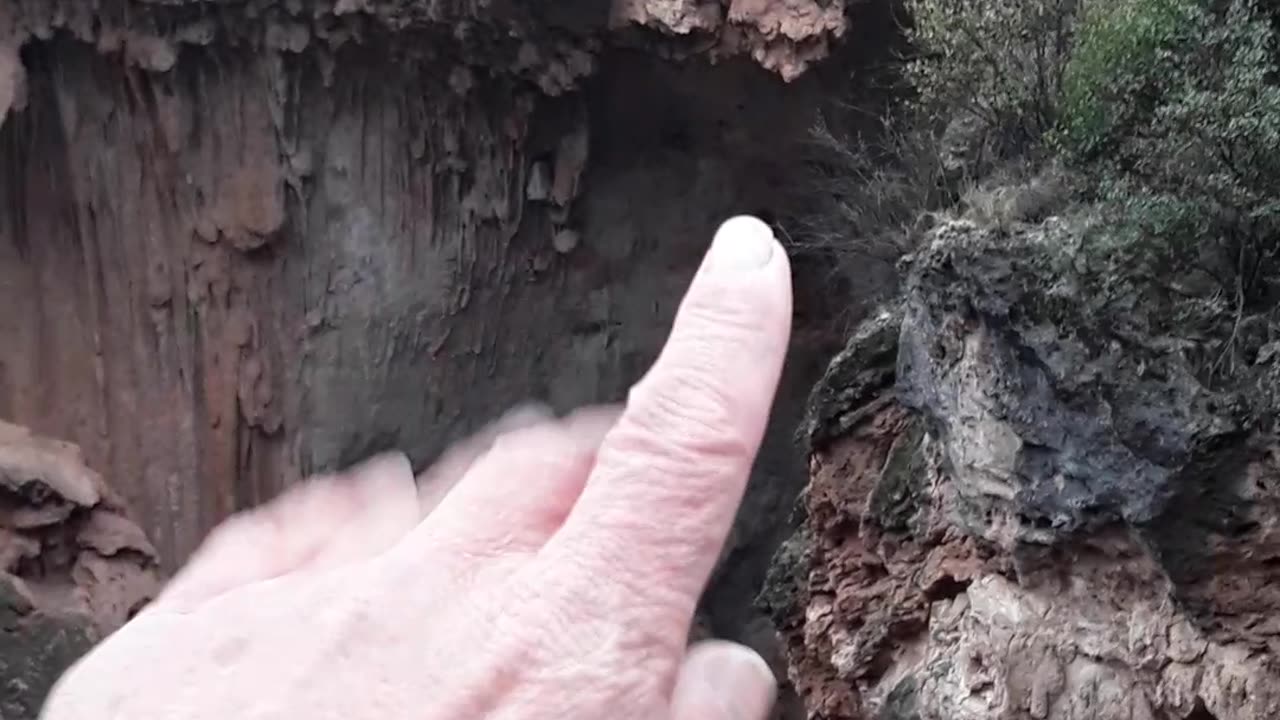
[40,215,793,720]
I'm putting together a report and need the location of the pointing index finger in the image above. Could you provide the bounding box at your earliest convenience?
[541,216,792,631]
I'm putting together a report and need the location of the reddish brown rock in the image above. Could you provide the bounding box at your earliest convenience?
[763,222,1280,720]
[610,0,847,80]
[0,421,160,720]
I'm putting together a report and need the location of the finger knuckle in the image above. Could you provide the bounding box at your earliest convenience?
[624,361,751,467]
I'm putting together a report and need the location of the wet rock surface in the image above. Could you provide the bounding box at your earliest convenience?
[0,421,160,720]
[764,219,1280,719]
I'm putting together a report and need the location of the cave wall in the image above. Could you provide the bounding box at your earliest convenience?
[0,1,896,686]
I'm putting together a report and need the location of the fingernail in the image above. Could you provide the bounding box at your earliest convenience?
[686,642,777,720]
[705,216,775,273]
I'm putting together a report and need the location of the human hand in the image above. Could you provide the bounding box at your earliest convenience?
[40,215,793,720]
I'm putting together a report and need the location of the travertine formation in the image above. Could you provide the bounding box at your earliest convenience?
[0,0,864,570]
[0,0,847,110]
[611,0,847,80]
[0,1,875,715]
[764,219,1280,719]
[0,421,160,720]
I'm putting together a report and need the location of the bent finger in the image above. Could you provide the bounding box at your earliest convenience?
[397,405,620,570]
[298,452,419,570]
[152,451,415,612]
[153,402,553,614]
[416,402,554,516]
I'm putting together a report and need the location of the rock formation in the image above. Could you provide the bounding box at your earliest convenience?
[763,218,1280,719]
[5,2,1279,718]
[0,0,880,567]
[0,421,160,720]
[0,1,899,714]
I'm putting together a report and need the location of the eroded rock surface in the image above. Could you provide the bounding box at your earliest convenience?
[611,0,848,80]
[0,421,160,720]
[765,219,1280,719]
[0,0,889,715]
[0,0,848,97]
[0,0,875,571]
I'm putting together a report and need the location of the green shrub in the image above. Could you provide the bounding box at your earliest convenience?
[814,0,1280,366]
[798,0,1080,270]
[1090,0,1280,308]
[904,0,1079,155]
[1056,0,1202,161]
[894,0,1280,380]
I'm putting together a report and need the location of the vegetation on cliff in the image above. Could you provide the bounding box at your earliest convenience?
[765,3,1280,717]
[804,0,1280,393]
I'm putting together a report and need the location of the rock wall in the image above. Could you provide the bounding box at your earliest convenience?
[0,0,900,707]
[0,420,160,720]
[765,220,1280,720]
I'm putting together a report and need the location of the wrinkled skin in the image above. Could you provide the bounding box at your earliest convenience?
[40,216,792,720]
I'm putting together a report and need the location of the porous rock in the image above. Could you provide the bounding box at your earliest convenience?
[0,421,160,720]
[764,219,1280,720]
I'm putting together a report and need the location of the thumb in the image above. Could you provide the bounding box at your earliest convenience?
[671,641,777,720]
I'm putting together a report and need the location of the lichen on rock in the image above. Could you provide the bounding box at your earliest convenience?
[765,218,1280,720]
[897,218,1248,544]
